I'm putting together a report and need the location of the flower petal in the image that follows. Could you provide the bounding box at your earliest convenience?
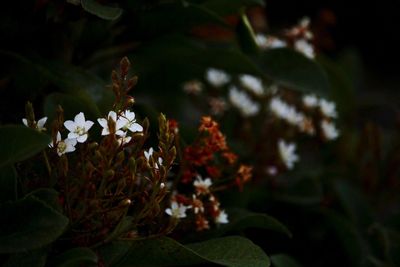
[129,123,143,133]
[75,112,85,126]
[64,120,76,132]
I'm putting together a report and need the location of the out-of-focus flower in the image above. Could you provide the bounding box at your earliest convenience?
[302,94,319,108]
[319,99,338,118]
[294,39,315,59]
[228,86,260,117]
[205,68,230,87]
[49,131,77,156]
[64,112,94,143]
[215,210,229,224]
[193,175,212,195]
[165,201,191,219]
[255,34,287,49]
[144,147,154,161]
[239,74,265,96]
[278,139,299,169]
[183,80,203,95]
[117,131,132,145]
[321,120,339,140]
[22,117,47,132]
[208,97,227,115]
[269,97,305,126]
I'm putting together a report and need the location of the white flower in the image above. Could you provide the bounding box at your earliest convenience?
[165,201,191,219]
[119,110,143,133]
[205,68,230,87]
[193,176,212,195]
[294,39,315,59]
[228,86,260,117]
[144,147,154,161]
[22,117,47,132]
[64,112,94,143]
[239,74,265,96]
[117,131,132,145]
[319,99,338,118]
[49,132,77,156]
[269,97,305,126]
[321,120,339,140]
[255,34,287,50]
[215,210,229,224]
[278,139,299,170]
[97,111,124,136]
[183,80,203,95]
[302,94,319,108]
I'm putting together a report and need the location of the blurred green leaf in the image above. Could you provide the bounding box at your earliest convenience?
[334,179,374,227]
[271,254,302,267]
[210,208,291,238]
[81,0,123,20]
[101,236,270,267]
[261,48,330,96]
[0,126,50,169]
[3,248,47,267]
[52,247,98,267]
[236,12,259,54]
[202,0,265,16]
[0,165,17,203]
[27,188,63,213]
[0,196,69,253]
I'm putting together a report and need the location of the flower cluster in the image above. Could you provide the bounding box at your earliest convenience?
[255,17,315,59]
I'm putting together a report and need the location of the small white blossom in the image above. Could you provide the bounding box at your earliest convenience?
[117,131,132,145]
[64,112,94,143]
[165,201,191,219]
[278,139,299,170]
[266,166,278,176]
[193,176,212,194]
[302,94,319,108]
[144,147,154,161]
[239,74,265,96]
[269,97,305,126]
[294,39,315,59]
[228,86,260,117]
[22,117,48,132]
[205,68,230,87]
[255,34,287,50]
[119,110,143,133]
[321,120,339,140]
[215,210,229,224]
[183,80,203,95]
[97,111,124,136]
[49,132,77,156]
[319,99,338,118]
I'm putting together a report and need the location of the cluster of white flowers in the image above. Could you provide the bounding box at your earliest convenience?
[269,97,313,134]
[24,110,143,156]
[239,74,265,96]
[302,94,340,140]
[255,34,287,50]
[228,86,260,117]
[278,139,299,170]
[205,68,230,87]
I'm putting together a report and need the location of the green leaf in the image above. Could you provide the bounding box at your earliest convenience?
[0,126,51,169]
[202,0,265,16]
[0,165,17,203]
[43,93,101,125]
[187,236,270,267]
[81,0,123,20]
[236,12,259,54]
[210,208,291,238]
[27,188,63,213]
[52,248,98,267]
[333,179,374,227]
[261,48,330,96]
[101,236,270,267]
[3,248,47,267]
[271,254,302,267]
[0,196,69,254]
